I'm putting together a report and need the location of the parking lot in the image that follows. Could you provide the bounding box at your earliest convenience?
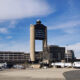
[0,68,80,80]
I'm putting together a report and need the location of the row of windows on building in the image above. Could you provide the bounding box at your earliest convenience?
[0,46,75,63]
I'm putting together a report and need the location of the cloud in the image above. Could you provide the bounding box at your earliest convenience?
[6,36,12,39]
[0,0,53,20]
[68,43,80,51]
[0,20,18,34]
[8,20,17,28]
[48,20,80,34]
[47,0,80,33]
[0,28,8,34]
[48,20,80,30]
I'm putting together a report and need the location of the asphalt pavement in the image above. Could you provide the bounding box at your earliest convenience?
[63,70,80,80]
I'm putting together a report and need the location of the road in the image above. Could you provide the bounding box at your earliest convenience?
[63,70,80,80]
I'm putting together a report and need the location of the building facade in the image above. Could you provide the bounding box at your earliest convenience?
[65,50,75,62]
[0,52,26,64]
[44,45,65,62]
[25,52,43,63]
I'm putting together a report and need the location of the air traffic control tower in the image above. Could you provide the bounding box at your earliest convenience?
[30,20,47,62]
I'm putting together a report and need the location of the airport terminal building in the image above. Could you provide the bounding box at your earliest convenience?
[0,51,26,66]
[0,20,76,67]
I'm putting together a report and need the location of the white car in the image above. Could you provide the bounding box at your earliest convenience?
[51,62,65,68]
[73,62,80,68]
[13,65,24,69]
[64,63,72,67]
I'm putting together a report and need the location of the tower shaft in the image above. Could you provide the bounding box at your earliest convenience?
[30,25,35,61]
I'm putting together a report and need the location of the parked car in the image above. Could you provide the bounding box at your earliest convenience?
[13,65,24,69]
[51,62,64,68]
[0,62,7,70]
[64,63,72,68]
[73,62,80,68]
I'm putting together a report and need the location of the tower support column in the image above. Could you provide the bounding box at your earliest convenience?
[30,25,35,62]
[43,27,47,51]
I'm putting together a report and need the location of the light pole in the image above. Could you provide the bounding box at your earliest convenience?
[66,44,68,63]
